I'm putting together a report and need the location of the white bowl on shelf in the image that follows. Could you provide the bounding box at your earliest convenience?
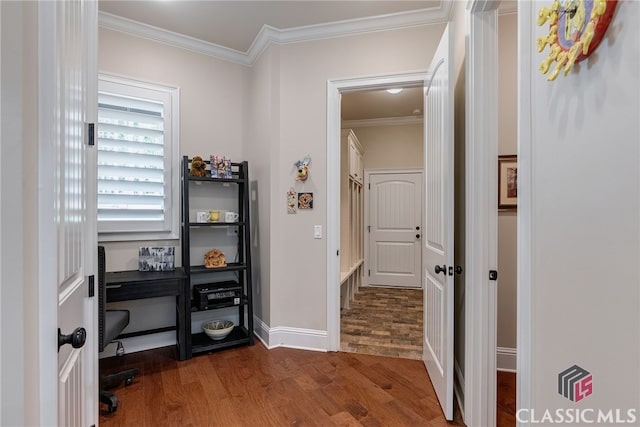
[202,320,234,340]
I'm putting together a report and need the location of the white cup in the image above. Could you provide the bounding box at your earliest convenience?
[196,211,210,223]
[225,211,239,222]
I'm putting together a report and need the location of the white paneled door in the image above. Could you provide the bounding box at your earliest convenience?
[40,1,97,426]
[368,172,423,288]
[423,23,455,420]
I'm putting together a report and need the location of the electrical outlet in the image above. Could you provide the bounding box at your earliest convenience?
[227,226,238,236]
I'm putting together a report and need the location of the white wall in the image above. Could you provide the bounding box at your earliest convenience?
[520,0,640,416]
[353,124,423,170]
[246,44,280,333]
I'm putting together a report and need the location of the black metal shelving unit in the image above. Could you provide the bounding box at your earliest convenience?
[181,156,254,358]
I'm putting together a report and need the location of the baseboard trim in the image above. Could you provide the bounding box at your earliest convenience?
[268,326,328,352]
[454,358,466,420]
[497,346,517,372]
[253,315,271,347]
[254,315,327,352]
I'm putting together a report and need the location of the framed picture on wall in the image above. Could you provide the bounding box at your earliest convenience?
[498,155,517,211]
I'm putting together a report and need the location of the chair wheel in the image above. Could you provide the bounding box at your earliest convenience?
[105,395,118,413]
[125,376,134,386]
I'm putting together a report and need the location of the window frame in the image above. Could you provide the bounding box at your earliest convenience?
[97,73,180,242]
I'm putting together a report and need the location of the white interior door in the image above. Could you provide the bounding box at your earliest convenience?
[368,171,422,288]
[422,23,455,420]
[40,1,97,425]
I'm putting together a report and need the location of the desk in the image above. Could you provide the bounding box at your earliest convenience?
[106,268,189,361]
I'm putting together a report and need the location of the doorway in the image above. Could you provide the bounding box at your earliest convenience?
[327,72,428,355]
[338,87,425,358]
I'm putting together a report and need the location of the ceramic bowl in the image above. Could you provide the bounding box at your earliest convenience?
[202,320,234,340]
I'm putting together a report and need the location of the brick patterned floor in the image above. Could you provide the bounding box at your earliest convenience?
[340,286,423,360]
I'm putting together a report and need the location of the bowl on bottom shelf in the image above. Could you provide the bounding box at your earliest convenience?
[202,320,234,340]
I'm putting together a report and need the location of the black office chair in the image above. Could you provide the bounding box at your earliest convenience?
[98,245,140,413]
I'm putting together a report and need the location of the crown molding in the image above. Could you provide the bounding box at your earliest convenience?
[99,12,252,66]
[342,115,423,128]
[498,1,518,15]
[247,4,451,64]
[99,2,452,67]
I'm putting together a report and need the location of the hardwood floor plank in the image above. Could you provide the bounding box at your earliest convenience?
[101,343,520,427]
[330,411,365,427]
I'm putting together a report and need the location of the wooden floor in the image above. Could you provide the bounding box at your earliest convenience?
[497,371,516,427]
[100,343,465,426]
[100,344,516,426]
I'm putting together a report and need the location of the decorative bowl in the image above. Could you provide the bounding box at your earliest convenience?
[202,320,234,340]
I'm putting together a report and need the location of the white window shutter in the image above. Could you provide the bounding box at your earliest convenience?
[97,75,180,241]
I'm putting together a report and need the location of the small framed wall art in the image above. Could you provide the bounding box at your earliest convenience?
[498,155,517,211]
[298,192,313,209]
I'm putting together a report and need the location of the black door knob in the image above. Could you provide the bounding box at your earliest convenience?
[416,226,420,231]
[455,266,463,275]
[416,234,421,239]
[435,264,446,275]
[58,327,86,352]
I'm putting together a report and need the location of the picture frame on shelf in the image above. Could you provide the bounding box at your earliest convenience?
[210,155,232,179]
[498,155,517,211]
[138,246,175,271]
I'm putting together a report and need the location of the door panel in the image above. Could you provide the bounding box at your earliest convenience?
[369,172,422,288]
[43,1,96,425]
[423,23,454,420]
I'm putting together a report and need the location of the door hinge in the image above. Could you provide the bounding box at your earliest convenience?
[368,269,370,277]
[88,275,95,297]
[86,123,95,146]
[368,183,370,190]
[337,249,340,256]
[368,225,371,233]
[489,270,498,281]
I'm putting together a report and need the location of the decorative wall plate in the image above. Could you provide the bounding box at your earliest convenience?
[537,0,617,80]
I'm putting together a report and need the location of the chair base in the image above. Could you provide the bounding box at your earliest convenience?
[99,368,140,413]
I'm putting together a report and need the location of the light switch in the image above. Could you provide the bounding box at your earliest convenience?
[314,225,322,239]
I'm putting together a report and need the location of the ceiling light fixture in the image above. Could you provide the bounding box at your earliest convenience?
[386,88,403,94]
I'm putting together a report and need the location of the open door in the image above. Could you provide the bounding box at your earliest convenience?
[39,1,98,425]
[422,23,455,420]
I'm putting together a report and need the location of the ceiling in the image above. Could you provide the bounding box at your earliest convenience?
[98,1,442,53]
[97,1,444,122]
